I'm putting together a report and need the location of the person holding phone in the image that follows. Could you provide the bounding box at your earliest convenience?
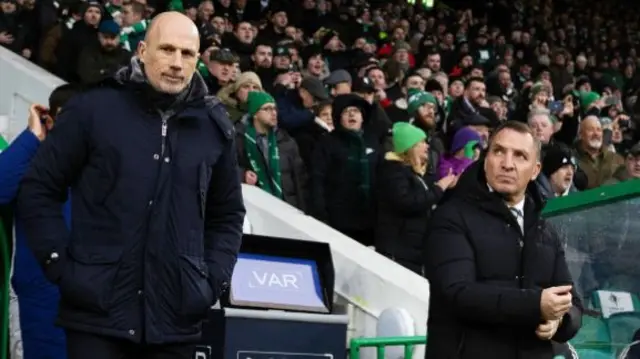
[425,121,582,359]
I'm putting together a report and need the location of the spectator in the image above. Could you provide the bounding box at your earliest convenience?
[217,71,262,123]
[272,45,291,73]
[311,94,380,246]
[425,121,582,359]
[606,142,640,184]
[528,108,555,146]
[119,1,148,52]
[55,1,103,82]
[375,122,455,274]
[9,84,78,359]
[437,126,482,180]
[77,19,130,84]
[446,77,486,133]
[294,99,333,169]
[38,2,83,71]
[539,142,579,199]
[0,0,30,57]
[17,12,244,358]
[222,20,255,71]
[205,47,239,94]
[324,69,352,97]
[236,91,308,211]
[276,76,328,131]
[575,115,624,188]
[406,90,444,179]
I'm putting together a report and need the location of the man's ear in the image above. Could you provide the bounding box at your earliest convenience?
[531,161,541,181]
[137,41,147,61]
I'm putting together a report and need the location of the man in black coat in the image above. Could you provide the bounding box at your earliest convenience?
[17,12,245,359]
[424,121,582,359]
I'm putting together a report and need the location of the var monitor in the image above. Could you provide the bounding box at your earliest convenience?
[229,253,329,313]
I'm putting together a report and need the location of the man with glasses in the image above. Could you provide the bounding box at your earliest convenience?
[236,91,308,211]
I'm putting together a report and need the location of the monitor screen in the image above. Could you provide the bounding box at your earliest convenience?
[229,253,328,313]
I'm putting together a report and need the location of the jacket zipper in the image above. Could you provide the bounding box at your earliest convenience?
[140,116,170,338]
[161,119,168,156]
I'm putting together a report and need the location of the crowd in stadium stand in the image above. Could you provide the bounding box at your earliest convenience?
[2,0,640,358]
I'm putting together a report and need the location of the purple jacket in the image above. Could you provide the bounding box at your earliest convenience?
[437,155,474,180]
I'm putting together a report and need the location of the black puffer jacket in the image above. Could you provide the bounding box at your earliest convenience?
[374,152,444,274]
[424,160,583,359]
[18,59,245,344]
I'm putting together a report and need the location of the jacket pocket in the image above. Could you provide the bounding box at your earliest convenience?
[179,255,214,321]
[91,151,120,205]
[198,161,212,219]
[59,245,122,315]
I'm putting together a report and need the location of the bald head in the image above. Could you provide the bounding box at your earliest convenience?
[145,11,199,49]
[138,11,200,94]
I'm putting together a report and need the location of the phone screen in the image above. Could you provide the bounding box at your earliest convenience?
[548,101,564,114]
[605,97,620,106]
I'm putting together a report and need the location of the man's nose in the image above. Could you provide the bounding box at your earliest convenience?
[169,53,183,70]
[500,154,515,170]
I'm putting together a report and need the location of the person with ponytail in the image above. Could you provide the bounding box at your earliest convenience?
[374,122,457,274]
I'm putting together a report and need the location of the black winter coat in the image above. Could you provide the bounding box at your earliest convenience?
[235,119,309,212]
[424,161,582,359]
[310,129,381,234]
[17,62,245,344]
[374,155,443,274]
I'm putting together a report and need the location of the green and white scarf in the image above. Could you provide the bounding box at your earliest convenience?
[121,19,150,52]
[244,123,283,199]
[104,2,121,18]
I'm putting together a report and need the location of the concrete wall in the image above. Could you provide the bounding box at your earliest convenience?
[0,47,65,141]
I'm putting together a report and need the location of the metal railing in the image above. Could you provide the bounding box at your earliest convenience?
[349,336,636,359]
[349,336,426,359]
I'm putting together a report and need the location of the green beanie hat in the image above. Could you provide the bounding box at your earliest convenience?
[407,90,437,116]
[579,91,600,112]
[392,122,427,154]
[247,91,275,117]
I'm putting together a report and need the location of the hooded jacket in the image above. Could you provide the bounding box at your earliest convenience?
[17,58,245,344]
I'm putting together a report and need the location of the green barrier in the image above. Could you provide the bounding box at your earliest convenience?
[349,336,426,359]
[349,336,632,359]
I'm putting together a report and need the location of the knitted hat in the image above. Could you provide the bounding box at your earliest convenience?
[407,91,437,116]
[392,122,427,154]
[542,143,576,177]
[233,72,263,93]
[450,127,482,154]
[529,81,550,99]
[247,91,275,117]
[579,91,601,112]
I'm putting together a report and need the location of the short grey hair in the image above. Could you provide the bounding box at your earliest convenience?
[527,108,552,125]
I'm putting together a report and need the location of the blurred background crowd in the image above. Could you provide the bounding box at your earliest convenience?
[2,0,640,274]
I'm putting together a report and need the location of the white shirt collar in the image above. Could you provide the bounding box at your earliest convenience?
[487,184,525,213]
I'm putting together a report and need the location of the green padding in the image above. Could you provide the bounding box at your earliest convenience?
[607,313,640,345]
[575,349,616,359]
[572,315,611,351]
